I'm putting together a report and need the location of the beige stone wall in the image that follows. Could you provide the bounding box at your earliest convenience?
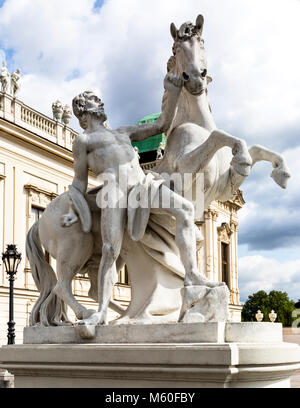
[201,193,244,321]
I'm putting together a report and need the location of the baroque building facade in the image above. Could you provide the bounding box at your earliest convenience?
[0,89,243,345]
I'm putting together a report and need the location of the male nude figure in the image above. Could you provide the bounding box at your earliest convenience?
[63,73,223,327]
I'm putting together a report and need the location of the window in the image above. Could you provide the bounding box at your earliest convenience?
[221,242,229,286]
[31,206,44,222]
[118,265,129,285]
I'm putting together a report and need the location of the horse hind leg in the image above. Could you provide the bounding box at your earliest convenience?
[53,237,96,321]
[53,260,96,321]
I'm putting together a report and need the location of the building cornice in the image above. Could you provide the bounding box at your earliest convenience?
[0,118,73,162]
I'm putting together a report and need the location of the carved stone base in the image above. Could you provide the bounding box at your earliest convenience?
[180,284,229,323]
[0,369,14,388]
[22,322,282,344]
[1,340,300,388]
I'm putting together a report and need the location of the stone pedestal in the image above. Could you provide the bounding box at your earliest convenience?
[0,369,14,388]
[0,322,300,388]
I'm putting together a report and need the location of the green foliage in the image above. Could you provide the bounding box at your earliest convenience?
[242,290,296,327]
[241,290,269,322]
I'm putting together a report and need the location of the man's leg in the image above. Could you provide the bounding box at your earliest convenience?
[96,206,126,324]
[76,205,126,329]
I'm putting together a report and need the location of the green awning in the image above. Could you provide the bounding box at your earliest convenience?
[132,113,166,153]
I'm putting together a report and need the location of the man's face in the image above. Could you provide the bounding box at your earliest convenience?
[74,92,108,129]
[86,93,107,121]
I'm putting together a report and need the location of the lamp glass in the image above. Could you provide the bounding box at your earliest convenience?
[2,245,21,275]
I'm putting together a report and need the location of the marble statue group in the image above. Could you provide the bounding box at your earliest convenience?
[0,61,20,97]
[26,15,290,339]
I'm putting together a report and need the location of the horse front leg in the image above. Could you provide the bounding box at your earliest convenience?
[249,144,291,189]
[177,128,252,177]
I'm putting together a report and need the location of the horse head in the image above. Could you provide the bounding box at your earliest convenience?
[169,15,212,96]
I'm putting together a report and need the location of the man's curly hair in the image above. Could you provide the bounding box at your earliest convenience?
[72,91,106,120]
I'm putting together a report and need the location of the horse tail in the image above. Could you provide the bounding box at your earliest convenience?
[26,221,69,326]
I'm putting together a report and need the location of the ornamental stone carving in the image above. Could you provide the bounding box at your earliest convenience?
[52,100,63,121]
[25,14,291,340]
[62,105,72,125]
[11,69,21,97]
[0,61,10,94]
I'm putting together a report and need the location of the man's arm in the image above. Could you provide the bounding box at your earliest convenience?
[61,134,92,232]
[117,73,183,142]
[71,134,88,194]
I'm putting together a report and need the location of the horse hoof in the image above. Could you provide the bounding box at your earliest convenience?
[75,321,96,339]
[271,168,290,189]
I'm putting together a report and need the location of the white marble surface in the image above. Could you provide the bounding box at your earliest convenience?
[23,322,283,344]
[1,340,300,388]
[24,14,291,334]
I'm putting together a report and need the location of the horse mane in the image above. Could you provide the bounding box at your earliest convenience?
[161,55,177,114]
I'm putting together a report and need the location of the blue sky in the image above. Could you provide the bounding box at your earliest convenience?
[1,0,300,303]
[93,0,105,9]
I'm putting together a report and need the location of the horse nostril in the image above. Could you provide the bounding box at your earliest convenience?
[201,69,207,78]
[182,72,189,81]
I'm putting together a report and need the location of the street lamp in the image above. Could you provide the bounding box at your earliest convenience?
[2,244,22,345]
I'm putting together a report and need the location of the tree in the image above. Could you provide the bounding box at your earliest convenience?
[242,290,296,327]
[241,290,269,323]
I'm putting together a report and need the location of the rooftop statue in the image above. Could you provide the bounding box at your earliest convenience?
[0,61,10,94]
[52,100,63,121]
[156,142,164,160]
[26,14,291,338]
[11,68,21,97]
[62,104,72,125]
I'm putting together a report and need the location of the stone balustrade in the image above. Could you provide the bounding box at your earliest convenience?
[0,92,164,165]
[140,160,158,170]
[0,92,78,151]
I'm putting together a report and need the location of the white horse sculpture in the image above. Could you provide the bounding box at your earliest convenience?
[26,14,290,328]
[155,15,290,207]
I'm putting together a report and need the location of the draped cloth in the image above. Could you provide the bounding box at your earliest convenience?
[71,171,186,281]
[139,214,185,279]
[127,172,164,242]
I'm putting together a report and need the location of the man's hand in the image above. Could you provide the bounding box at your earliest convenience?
[60,212,79,228]
[164,73,183,94]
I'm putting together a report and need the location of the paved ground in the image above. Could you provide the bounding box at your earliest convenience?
[283,328,300,388]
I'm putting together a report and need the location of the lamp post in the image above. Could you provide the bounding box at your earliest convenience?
[2,244,22,345]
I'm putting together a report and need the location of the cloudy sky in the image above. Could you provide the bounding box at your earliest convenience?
[1,0,300,303]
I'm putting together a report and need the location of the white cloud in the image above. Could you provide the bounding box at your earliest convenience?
[0,0,299,135]
[239,254,300,302]
[237,145,300,251]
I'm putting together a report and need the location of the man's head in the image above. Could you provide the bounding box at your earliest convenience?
[72,91,107,129]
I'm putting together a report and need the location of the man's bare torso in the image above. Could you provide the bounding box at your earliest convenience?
[83,127,146,189]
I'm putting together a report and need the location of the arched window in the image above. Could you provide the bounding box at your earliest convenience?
[218,223,232,288]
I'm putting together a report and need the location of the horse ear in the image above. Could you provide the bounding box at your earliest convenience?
[170,22,178,40]
[207,75,212,84]
[195,14,204,36]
